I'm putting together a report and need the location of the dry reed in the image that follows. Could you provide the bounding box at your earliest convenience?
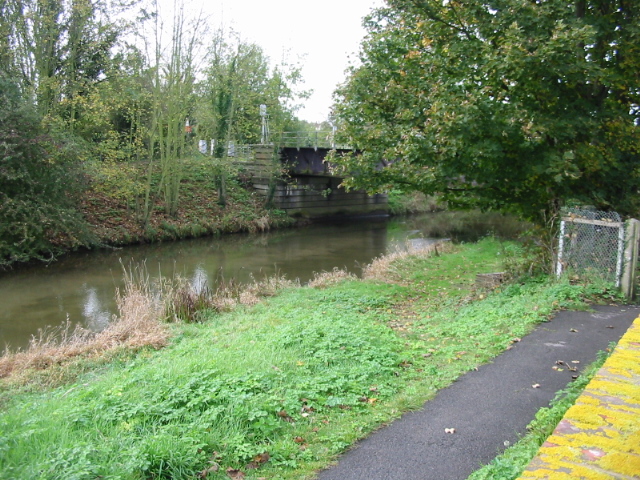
[0,280,170,380]
[308,267,358,288]
[363,240,453,282]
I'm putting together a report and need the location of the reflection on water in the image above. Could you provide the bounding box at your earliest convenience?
[0,212,514,350]
[191,265,209,295]
[81,286,112,331]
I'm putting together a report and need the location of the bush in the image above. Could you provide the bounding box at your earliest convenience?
[0,78,95,266]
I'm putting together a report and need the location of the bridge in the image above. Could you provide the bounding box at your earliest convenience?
[232,133,387,218]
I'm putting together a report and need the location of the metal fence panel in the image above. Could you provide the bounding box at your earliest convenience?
[556,209,624,285]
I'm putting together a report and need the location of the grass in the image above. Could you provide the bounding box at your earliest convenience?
[0,238,622,479]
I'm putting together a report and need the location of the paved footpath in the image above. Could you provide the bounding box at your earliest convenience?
[517,315,640,480]
[317,305,640,480]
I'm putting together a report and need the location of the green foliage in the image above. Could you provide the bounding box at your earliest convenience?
[1,0,311,251]
[1,0,122,117]
[0,78,95,266]
[387,190,444,215]
[0,239,619,478]
[333,0,640,224]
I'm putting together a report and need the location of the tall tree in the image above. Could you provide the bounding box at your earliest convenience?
[0,0,126,117]
[332,0,640,223]
[198,32,306,205]
[132,0,204,218]
[200,32,307,148]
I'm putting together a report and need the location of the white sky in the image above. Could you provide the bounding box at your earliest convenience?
[163,0,383,123]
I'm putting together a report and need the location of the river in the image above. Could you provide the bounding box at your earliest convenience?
[0,213,507,351]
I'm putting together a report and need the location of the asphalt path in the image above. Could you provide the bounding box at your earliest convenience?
[316,304,640,480]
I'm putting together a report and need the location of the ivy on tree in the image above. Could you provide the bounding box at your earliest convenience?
[332,0,640,223]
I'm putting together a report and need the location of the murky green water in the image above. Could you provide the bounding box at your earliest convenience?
[0,212,517,350]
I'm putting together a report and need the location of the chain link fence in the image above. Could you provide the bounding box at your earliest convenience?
[556,208,625,286]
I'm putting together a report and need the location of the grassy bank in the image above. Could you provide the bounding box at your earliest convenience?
[82,158,295,247]
[0,239,620,479]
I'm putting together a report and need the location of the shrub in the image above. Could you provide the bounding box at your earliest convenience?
[0,78,95,266]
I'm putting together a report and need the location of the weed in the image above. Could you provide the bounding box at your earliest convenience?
[308,267,358,288]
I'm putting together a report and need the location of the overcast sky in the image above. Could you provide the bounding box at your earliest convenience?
[159,0,383,123]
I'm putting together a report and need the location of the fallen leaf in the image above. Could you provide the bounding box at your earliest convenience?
[532,384,541,388]
[571,360,580,364]
[277,410,294,422]
[253,452,270,465]
[294,436,306,444]
[226,468,245,479]
[197,463,220,478]
[444,428,456,434]
[569,328,578,333]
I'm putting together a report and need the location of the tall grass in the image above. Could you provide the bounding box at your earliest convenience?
[0,270,170,381]
[363,239,454,282]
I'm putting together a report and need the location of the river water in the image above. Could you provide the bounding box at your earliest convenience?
[0,213,491,351]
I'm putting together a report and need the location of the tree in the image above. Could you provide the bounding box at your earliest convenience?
[0,0,125,117]
[332,0,640,224]
[196,31,307,205]
[199,31,307,148]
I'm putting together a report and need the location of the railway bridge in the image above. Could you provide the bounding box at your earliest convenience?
[235,132,387,218]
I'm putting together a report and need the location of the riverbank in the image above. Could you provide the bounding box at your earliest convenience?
[0,238,623,479]
[80,161,296,247]
[2,151,530,270]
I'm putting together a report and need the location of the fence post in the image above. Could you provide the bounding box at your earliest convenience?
[621,218,640,300]
[556,219,566,277]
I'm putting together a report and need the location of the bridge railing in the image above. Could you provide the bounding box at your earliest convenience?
[277,130,350,150]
